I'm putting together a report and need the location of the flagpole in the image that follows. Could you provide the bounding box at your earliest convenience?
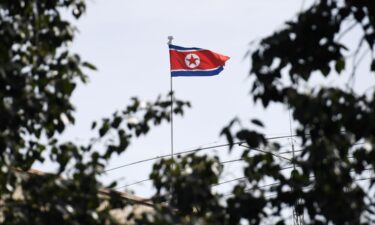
[168,36,174,162]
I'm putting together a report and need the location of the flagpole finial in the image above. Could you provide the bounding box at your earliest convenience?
[167,36,174,45]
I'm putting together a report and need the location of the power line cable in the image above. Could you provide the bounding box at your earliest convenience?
[108,132,360,173]
[265,175,375,200]
[212,165,295,188]
[114,142,366,190]
[115,157,249,190]
[116,165,296,191]
[115,178,152,190]
[221,142,364,165]
[239,143,292,161]
[105,134,300,172]
[105,143,233,173]
[224,168,374,198]
[221,158,244,165]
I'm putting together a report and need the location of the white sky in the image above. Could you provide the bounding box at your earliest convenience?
[35,0,374,199]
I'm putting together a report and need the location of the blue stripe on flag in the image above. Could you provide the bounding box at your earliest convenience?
[171,67,224,77]
[169,44,202,51]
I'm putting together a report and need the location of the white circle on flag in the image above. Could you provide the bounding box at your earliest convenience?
[185,53,200,69]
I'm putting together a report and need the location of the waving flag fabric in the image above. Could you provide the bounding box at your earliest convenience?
[169,44,230,77]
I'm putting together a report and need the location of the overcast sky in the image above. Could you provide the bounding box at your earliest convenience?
[34,0,374,198]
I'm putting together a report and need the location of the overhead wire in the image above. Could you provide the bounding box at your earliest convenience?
[115,164,297,191]
[264,175,375,200]
[239,143,292,161]
[212,165,295,188]
[224,167,374,198]
[113,142,366,190]
[113,141,299,190]
[105,134,300,172]
[115,178,152,190]
[114,157,249,190]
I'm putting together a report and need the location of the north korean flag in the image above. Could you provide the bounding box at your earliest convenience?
[169,44,230,77]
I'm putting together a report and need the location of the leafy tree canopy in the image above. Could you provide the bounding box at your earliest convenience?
[140,1,375,225]
[1,0,375,225]
[0,1,189,224]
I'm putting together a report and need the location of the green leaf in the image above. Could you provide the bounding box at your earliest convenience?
[251,119,264,127]
[335,58,345,74]
[320,66,331,76]
[99,121,110,137]
[82,61,97,71]
[111,116,122,128]
[220,127,234,149]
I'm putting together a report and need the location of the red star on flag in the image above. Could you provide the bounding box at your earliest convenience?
[187,54,199,66]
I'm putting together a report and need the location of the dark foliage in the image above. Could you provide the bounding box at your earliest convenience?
[2,0,375,225]
[0,1,190,224]
[139,1,375,225]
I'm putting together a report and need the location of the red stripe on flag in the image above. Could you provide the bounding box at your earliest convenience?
[169,50,229,70]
